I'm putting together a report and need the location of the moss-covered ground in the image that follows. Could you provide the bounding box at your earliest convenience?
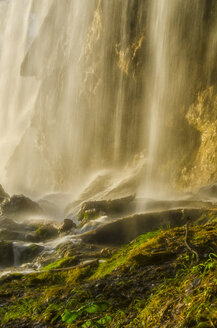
[0,222,217,327]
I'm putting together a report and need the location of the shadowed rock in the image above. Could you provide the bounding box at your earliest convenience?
[19,244,44,264]
[0,241,14,267]
[80,208,212,246]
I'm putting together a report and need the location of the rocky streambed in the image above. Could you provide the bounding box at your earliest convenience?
[1,184,217,327]
[0,183,217,274]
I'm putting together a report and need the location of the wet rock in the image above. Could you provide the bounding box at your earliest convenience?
[20,244,44,264]
[0,217,36,241]
[0,217,22,230]
[80,208,209,246]
[59,218,76,233]
[0,217,34,232]
[78,194,136,226]
[100,248,114,257]
[0,241,14,267]
[0,229,23,241]
[56,240,117,264]
[1,194,43,219]
[26,224,58,242]
[197,182,217,200]
[33,252,58,269]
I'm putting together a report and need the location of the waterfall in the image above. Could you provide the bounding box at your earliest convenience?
[143,0,205,197]
[0,0,217,199]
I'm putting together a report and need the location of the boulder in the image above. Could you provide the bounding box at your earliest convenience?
[20,244,44,264]
[0,229,23,241]
[26,224,58,242]
[78,194,136,226]
[0,217,28,231]
[0,217,38,241]
[80,208,208,246]
[0,241,14,267]
[1,194,43,219]
[59,219,76,233]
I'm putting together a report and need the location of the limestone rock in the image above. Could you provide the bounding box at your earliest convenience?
[180,86,217,190]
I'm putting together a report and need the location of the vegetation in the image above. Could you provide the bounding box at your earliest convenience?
[0,222,217,327]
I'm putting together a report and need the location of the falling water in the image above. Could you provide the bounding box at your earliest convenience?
[144,0,205,197]
[0,0,217,200]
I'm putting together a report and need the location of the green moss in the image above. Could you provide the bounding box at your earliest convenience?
[78,208,100,226]
[1,224,217,327]
[25,271,67,286]
[92,230,161,279]
[42,256,79,271]
[67,263,98,285]
[35,224,58,241]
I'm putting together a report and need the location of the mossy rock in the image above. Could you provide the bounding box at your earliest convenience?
[20,244,44,264]
[26,224,58,242]
[0,229,21,241]
[131,250,177,266]
[78,194,135,226]
[1,223,217,327]
[42,256,79,271]
[59,218,76,232]
[0,241,14,267]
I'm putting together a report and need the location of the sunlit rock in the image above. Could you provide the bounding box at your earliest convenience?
[179,86,217,190]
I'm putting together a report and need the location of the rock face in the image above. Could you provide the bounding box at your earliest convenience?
[0,185,9,204]
[1,195,43,219]
[178,86,217,190]
[0,241,14,267]
[197,183,217,200]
